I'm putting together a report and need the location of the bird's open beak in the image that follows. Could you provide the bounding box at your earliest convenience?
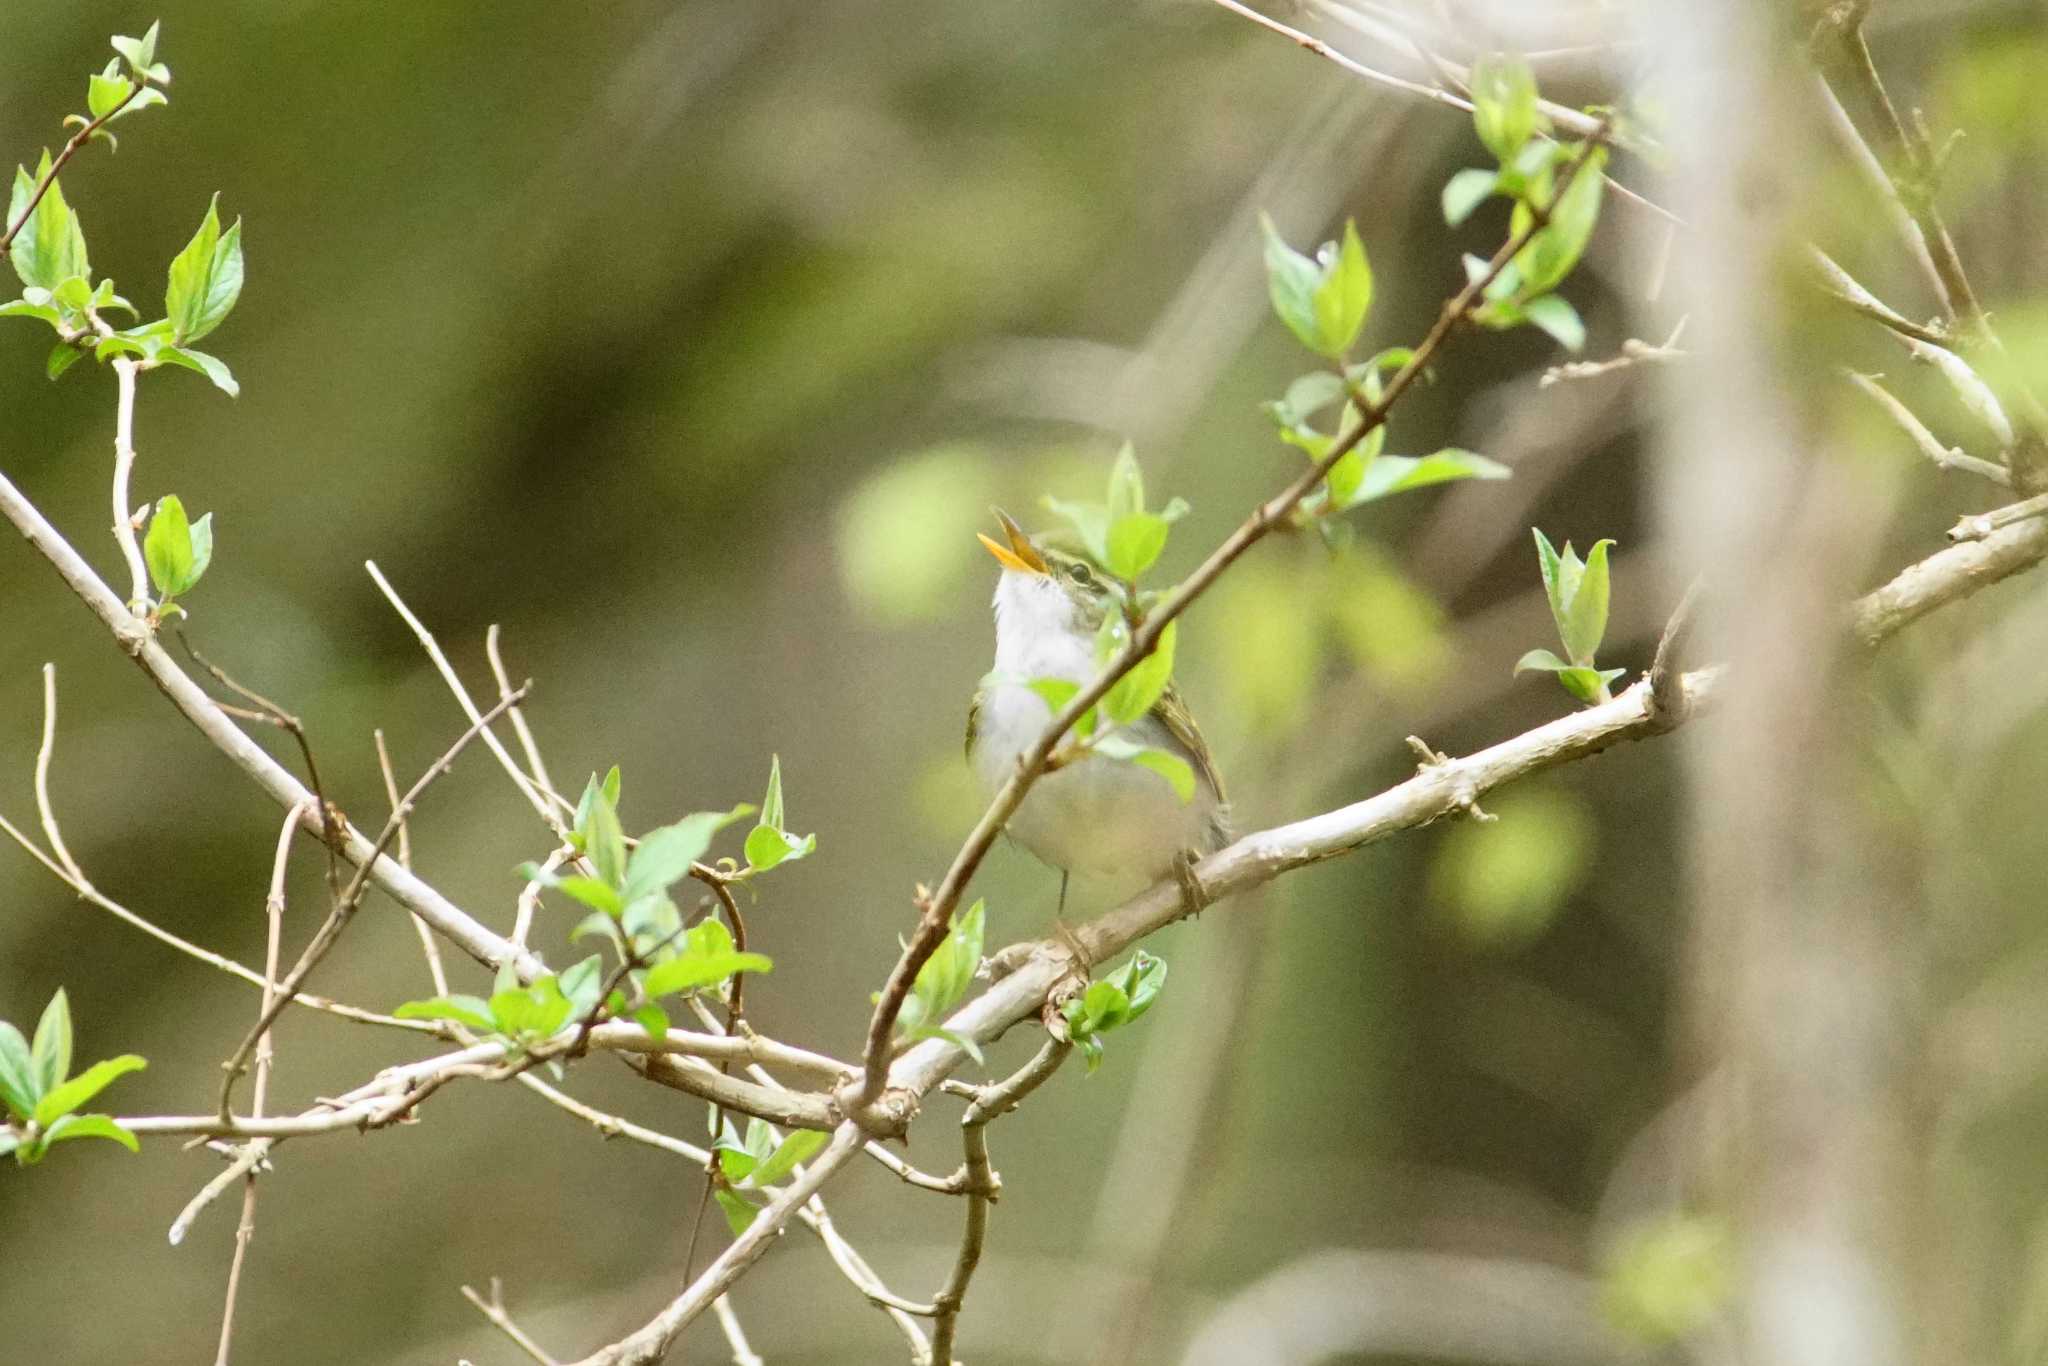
[977,508,1048,575]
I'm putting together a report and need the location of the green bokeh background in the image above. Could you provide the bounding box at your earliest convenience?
[2,4,2045,1364]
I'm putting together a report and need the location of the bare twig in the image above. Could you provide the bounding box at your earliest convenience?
[1647,576,1704,730]
[365,561,570,839]
[462,1279,561,1366]
[216,685,531,1119]
[1946,492,2048,545]
[1901,335,2017,455]
[487,623,566,812]
[109,358,152,611]
[854,125,1615,1114]
[1809,247,1951,349]
[0,468,541,977]
[0,79,143,252]
[178,634,346,900]
[1539,320,1688,387]
[208,802,302,1363]
[375,727,449,996]
[33,664,85,882]
[710,1297,763,1366]
[1844,370,2012,486]
[930,1041,1072,1363]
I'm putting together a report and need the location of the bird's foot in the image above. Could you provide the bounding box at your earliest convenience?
[1172,847,1211,921]
[1051,917,1094,975]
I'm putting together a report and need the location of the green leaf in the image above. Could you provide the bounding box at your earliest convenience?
[1344,449,1511,507]
[1311,220,1372,358]
[621,804,754,905]
[1134,748,1195,803]
[1106,442,1145,523]
[393,995,497,1033]
[1104,620,1177,727]
[1532,528,1565,621]
[1105,512,1169,580]
[0,1023,38,1121]
[8,155,90,294]
[569,910,621,951]
[748,1129,827,1188]
[42,1112,141,1153]
[1471,54,1540,161]
[521,868,624,918]
[143,495,203,598]
[1520,294,1585,353]
[489,978,574,1041]
[157,345,239,396]
[579,782,628,890]
[1561,539,1614,664]
[745,756,813,872]
[632,1004,669,1043]
[1266,371,1346,428]
[1442,167,1499,226]
[164,195,243,345]
[45,343,83,380]
[641,946,773,1000]
[0,299,64,330]
[714,1187,761,1236]
[111,23,161,79]
[88,66,134,121]
[901,900,984,1032]
[1117,950,1168,1020]
[759,753,786,831]
[1026,677,1079,712]
[33,1054,145,1128]
[558,954,604,1022]
[31,989,72,1097]
[1514,648,1573,675]
[1041,495,1110,565]
[1516,147,1607,296]
[1260,213,1325,356]
[1556,666,1625,705]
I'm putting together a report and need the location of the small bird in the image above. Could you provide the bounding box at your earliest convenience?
[966,509,1229,919]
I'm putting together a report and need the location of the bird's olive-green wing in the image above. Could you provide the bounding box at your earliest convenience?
[1150,681,1225,807]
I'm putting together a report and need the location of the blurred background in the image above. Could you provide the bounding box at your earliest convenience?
[2,1,2046,1362]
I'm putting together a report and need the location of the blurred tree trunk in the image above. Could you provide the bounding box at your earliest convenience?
[1650,5,1922,1366]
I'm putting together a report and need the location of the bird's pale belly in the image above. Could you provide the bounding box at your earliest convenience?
[972,685,1215,885]
[1000,750,1210,881]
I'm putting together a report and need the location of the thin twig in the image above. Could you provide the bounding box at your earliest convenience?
[462,1279,561,1366]
[0,79,143,252]
[365,562,569,839]
[1539,319,1688,387]
[930,1041,1072,1363]
[0,468,541,977]
[109,358,152,611]
[375,727,448,996]
[1947,492,2048,545]
[854,122,1615,1114]
[208,803,303,1362]
[1647,577,1704,731]
[178,634,346,900]
[487,623,565,811]
[1844,370,2012,487]
[34,665,85,882]
[1900,335,2017,454]
[217,685,531,1119]
[514,847,568,953]
[710,1296,764,1366]
[1808,247,1951,349]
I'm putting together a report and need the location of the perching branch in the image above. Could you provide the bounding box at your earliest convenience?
[854,123,1615,1113]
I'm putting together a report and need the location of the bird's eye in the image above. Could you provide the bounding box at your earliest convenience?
[1067,562,1094,586]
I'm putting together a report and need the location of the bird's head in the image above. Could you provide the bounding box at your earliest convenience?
[979,508,1115,640]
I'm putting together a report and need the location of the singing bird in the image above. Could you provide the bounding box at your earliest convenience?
[966,510,1229,918]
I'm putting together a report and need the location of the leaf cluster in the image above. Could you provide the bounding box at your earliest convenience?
[711,1117,828,1234]
[1441,54,1607,352]
[0,988,146,1165]
[1514,529,1625,704]
[885,899,986,1059]
[1060,950,1168,1073]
